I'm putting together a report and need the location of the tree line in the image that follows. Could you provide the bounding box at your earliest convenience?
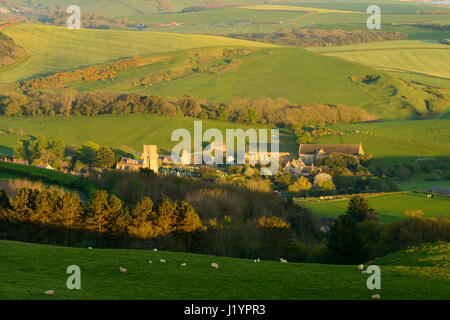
[230,28,407,48]
[0,31,26,68]
[0,90,377,128]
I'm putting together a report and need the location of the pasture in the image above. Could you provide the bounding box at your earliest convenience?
[0,114,299,156]
[310,40,450,87]
[0,23,274,83]
[313,119,450,166]
[0,240,449,300]
[300,192,450,223]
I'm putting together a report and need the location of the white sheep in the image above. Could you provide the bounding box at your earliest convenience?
[119,267,127,274]
[181,263,187,267]
[280,258,287,263]
[160,259,166,264]
[153,248,158,251]
[211,262,219,269]
[44,290,54,296]
[148,260,152,264]
[254,259,257,263]
[372,294,381,299]
[358,264,364,270]
[257,258,260,263]
[88,247,93,250]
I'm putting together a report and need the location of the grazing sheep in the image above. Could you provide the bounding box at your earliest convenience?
[148,260,152,264]
[358,264,364,270]
[427,194,432,199]
[160,259,166,264]
[280,258,287,263]
[181,263,187,267]
[119,267,127,274]
[88,247,93,250]
[153,248,158,251]
[257,258,260,263]
[254,259,257,263]
[372,294,381,299]
[211,262,219,269]
[44,290,54,296]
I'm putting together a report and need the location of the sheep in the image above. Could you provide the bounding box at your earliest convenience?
[372,294,381,299]
[153,248,158,251]
[181,263,187,267]
[44,290,54,296]
[160,259,166,264]
[119,267,127,274]
[427,194,433,199]
[361,270,367,275]
[358,264,364,270]
[88,247,93,250]
[148,260,152,264]
[280,258,287,263]
[211,262,219,269]
[257,258,260,263]
[254,259,257,263]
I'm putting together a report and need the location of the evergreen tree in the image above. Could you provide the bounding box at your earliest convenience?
[347,195,378,222]
[327,214,368,264]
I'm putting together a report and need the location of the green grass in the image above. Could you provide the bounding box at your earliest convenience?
[1,240,449,299]
[398,175,450,192]
[309,40,450,82]
[312,119,450,166]
[300,192,450,223]
[0,23,274,83]
[0,114,299,156]
[0,161,96,197]
[375,242,449,268]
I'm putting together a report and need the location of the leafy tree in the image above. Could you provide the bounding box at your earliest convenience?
[327,215,367,264]
[51,139,66,159]
[76,141,99,166]
[347,195,378,222]
[288,176,312,193]
[93,145,116,168]
[157,198,177,234]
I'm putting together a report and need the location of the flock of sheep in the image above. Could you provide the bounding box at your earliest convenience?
[43,249,380,299]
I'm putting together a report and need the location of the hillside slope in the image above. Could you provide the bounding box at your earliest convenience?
[0,240,449,300]
[0,23,274,83]
[0,24,446,120]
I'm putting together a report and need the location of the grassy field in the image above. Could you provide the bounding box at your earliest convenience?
[313,119,450,166]
[0,239,449,300]
[300,192,450,223]
[0,23,274,83]
[309,40,450,88]
[0,161,96,197]
[0,114,298,156]
[375,242,449,268]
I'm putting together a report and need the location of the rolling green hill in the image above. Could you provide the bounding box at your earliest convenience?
[309,40,450,89]
[312,119,450,166]
[1,240,449,299]
[0,23,274,83]
[0,114,299,156]
[1,24,446,120]
[300,192,450,223]
[375,242,449,268]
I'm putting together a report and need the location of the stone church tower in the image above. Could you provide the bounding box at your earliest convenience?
[142,145,159,173]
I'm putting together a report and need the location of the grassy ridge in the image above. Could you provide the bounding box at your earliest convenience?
[1,240,449,300]
[0,23,274,83]
[309,40,450,87]
[300,192,450,223]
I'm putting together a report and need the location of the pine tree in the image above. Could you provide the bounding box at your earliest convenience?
[347,195,378,222]
[327,214,368,264]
